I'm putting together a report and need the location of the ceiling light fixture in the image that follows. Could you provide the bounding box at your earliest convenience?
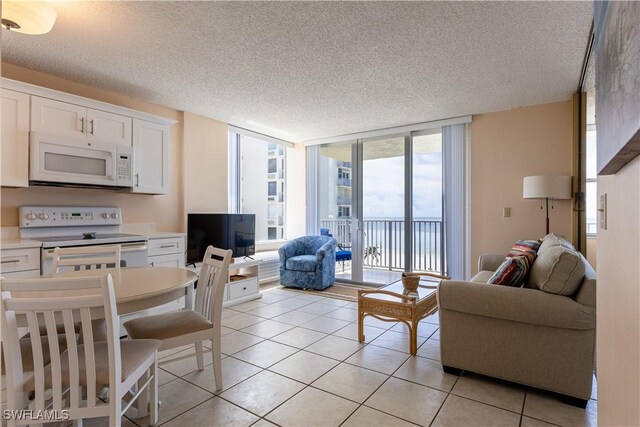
[1,1,57,35]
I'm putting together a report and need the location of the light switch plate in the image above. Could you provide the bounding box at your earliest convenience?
[503,207,511,218]
[599,194,607,230]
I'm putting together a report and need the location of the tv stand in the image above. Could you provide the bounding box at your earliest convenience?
[187,258,263,307]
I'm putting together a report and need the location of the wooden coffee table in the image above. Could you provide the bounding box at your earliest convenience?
[358,278,440,355]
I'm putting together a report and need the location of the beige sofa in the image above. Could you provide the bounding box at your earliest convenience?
[437,234,596,407]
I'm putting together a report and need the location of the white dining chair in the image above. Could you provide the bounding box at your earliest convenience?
[1,274,161,427]
[123,246,232,391]
[52,245,122,274]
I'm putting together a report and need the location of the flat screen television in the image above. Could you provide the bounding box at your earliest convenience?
[187,213,256,263]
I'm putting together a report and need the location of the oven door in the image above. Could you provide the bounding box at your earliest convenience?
[30,132,131,187]
[41,241,149,275]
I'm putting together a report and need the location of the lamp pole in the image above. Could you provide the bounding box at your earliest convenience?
[544,197,550,234]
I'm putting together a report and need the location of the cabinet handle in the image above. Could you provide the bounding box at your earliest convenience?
[135,173,139,186]
[80,117,85,133]
[1,259,20,264]
[160,245,175,249]
[90,119,95,135]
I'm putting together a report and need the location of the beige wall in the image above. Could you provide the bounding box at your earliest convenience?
[1,63,185,232]
[470,101,573,274]
[182,111,229,226]
[596,155,640,426]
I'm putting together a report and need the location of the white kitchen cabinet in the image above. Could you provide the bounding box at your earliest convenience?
[0,247,41,278]
[132,119,169,194]
[148,235,185,268]
[31,96,132,145]
[1,89,30,187]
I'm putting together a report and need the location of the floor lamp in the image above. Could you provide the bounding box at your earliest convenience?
[523,175,572,234]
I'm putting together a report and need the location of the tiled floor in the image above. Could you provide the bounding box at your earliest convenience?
[5,286,596,427]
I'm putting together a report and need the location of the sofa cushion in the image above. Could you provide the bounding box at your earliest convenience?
[471,271,495,283]
[529,245,585,295]
[538,233,573,255]
[487,256,530,286]
[285,255,317,272]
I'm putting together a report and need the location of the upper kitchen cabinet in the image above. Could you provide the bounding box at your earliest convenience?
[1,89,30,187]
[132,119,169,194]
[31,96,132,145]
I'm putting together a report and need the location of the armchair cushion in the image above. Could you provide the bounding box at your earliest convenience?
[286,255,317,272]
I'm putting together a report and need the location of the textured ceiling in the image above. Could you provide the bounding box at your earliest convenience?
[2,1,593,141]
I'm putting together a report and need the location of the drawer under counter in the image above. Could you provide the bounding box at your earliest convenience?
[1,247,40,274]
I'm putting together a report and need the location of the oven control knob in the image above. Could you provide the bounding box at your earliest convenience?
[37,213,49,221]
[26,212,37,221]
[110,212,119,219]
[102,213,110,219]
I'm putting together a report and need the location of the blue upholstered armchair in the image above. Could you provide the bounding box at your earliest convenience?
[278,235,337,290]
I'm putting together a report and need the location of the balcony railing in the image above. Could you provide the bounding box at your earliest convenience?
[320,218,445,275]
[337,196,352,205]
[337,177,352,187]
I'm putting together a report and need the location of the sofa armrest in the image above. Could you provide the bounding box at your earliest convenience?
[437,280,595,330]
[478,254,505,272]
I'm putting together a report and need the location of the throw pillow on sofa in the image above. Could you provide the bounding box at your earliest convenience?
[487,255,530,286]
[506,239,541,268]
[529,245,585,296]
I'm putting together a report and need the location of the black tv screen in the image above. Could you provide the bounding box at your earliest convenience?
[187,213,256,263]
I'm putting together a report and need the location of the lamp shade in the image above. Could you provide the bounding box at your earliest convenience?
[523,175,572,199]
[1,1,57,35]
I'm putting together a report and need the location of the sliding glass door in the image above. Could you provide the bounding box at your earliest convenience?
[316,130,444,286]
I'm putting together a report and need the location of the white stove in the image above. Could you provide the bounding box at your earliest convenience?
[19,206,149,274]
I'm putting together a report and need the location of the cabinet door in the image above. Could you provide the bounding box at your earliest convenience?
[132,119,169,194]
[1,89,30,187]
[148,254,184,268]
[87,109,132,146]
[31,96,86,138]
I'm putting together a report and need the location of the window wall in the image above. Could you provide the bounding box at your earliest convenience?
[230,132,287,242]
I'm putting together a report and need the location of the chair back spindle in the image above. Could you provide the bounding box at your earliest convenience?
[52,245,122,274]
[194,246,232,324]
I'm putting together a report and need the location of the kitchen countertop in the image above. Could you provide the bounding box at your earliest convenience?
[1,238,42,250]
[146,232,186,239]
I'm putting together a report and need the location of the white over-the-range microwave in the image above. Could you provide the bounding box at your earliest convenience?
[29,132,133,188]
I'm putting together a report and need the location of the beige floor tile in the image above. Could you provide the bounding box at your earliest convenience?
[241,319,294,339]
[222,309,240,319]
[332,323,386,342]
[273,298,314,311]
[270,327,327,348]
[272,310,319,325]
[159,344,193,360]
[266,386,358,427]
[323,307,359,322]
[83,416,138,427]
[364,377,447,425]
[230,300,270,313]
[393,356,458,392]
[320,298,351,308]
[416,338,440,361]
[297,302,341,316]
[246,304,294,319]
[431,394,520,427]
[389,320,438,338]
[233,340,298,368]
[181,357,262,392]
[157,368,179,386]
[221,331,264,355]
[161,396,259,427]
[345,345,409,375]
[520,416,559,427]
[363,316,397,329]
[160,347,214,377]
[292,294,327,302]
[251,419,279,427]
[221,313,265,330]
[220,370,305,416]
[451,372,525,413]
[424,312,439,325]
[430,329,440,340]
[221,326,235,336]
[370,330,427,354]
[127,377,213,425]
[301,317,351,334]
[523,391,597,427]
[269,350,339,384]
[259,292,292,304]
[341,406,416,427]
[312,362,388,403]
[303,335,364,361]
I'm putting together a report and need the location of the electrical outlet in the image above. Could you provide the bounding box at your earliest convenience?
[503,207,511,218]
[599,194,607,230]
